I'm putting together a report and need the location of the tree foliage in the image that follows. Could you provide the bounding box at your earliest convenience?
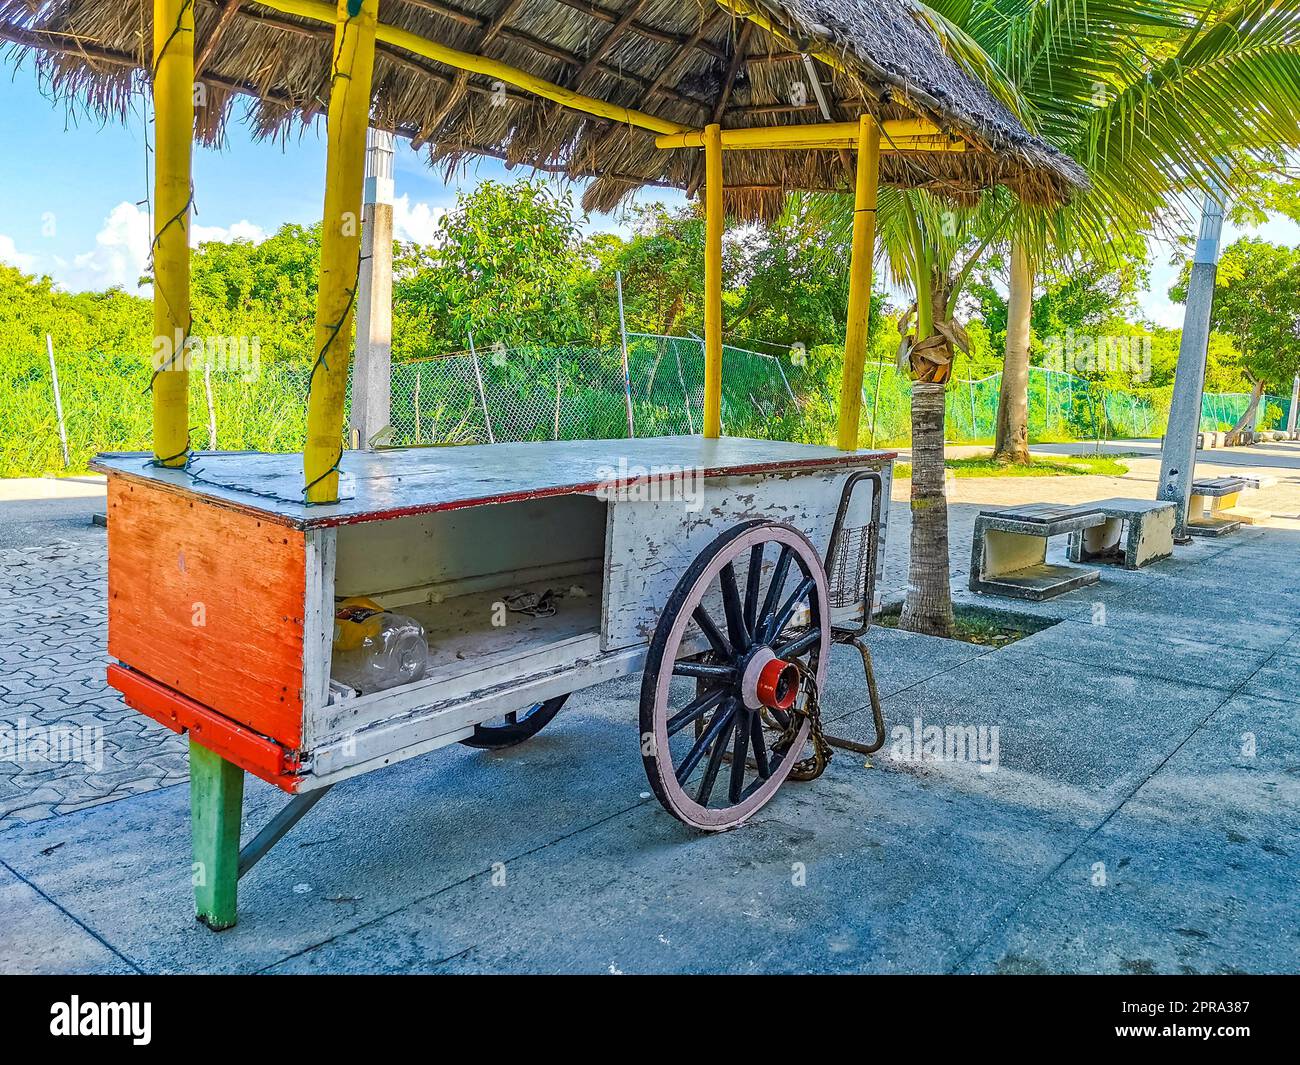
[1171,237,1300,389]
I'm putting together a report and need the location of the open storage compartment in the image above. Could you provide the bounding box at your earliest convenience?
[330,492,607,695]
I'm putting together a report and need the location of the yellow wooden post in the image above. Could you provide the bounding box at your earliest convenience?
[702,123,724,439]
[151,0,195,467]
[836,115,881,451]
[304,0,378,503]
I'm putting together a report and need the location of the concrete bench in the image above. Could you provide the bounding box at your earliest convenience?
[1186,476,1249,537]
[970,504,1104,601]
[1066,497,1176,570]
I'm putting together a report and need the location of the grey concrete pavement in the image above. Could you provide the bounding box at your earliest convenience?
[0,477,106,550]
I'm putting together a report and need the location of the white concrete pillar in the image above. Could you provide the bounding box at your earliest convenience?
[1288,374,1299,434]
[1158,176,1226,536]
[351,129,395,449]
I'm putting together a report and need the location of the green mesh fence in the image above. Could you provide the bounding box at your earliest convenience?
[9,338,1288,477]
[1200,392,1293,433]
[382,339,1170,448]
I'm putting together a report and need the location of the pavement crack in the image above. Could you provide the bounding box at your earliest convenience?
[0,854,144,974]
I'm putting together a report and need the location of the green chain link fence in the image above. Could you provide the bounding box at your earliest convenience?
[1200,391,1292,433]
[5,337,1294,476]
[384,339,1178,448]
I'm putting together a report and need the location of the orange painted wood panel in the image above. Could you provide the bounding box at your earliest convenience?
[106,477,307,748]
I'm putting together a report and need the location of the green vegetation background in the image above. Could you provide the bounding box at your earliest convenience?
[0,179,1276,477]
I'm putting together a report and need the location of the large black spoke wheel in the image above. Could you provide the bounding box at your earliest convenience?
[460,695,569,750]
[640,520,830,831]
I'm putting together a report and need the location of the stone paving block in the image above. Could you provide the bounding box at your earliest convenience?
[833,646,1216,802]
[819,627,989,725]
[1240,656,1300,706]
[0,545,138,826]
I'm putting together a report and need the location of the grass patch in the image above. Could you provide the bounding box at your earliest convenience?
[893,451,1128,480]
[878,604,1056,647]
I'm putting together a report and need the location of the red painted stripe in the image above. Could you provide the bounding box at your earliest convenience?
[107,664,302,792]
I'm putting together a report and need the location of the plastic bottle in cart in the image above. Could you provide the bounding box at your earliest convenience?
[332,597,430,694]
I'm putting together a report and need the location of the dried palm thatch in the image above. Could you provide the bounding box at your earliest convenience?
[0,0,1085,217]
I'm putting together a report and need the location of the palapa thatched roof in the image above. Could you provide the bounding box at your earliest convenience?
[0,0,1085,217]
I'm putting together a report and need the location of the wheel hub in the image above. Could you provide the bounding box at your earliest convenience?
[756,657,800,711]
[739,646,800,710]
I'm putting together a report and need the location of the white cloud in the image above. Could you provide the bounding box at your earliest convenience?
[52,207,268,293]
[65,201,152,293]
[393,194,445,246]
[191,219,266,246]
[0,233,36,273]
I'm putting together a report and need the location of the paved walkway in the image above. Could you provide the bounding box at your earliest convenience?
[0,444,1296,972]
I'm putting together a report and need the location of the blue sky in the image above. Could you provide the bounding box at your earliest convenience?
[0,61,674,295]
[1,59,1295,328]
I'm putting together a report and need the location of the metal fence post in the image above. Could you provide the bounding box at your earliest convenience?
[204,360,217,450]
[615,271,635,437]
[413,367,421,444]
[467,331,496,444]
[967,376,977,442]
[868,362,884,448]
[46,334,70,468]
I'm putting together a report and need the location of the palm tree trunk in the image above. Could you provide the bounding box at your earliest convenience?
[993,241,1033,463]
[899,380,954,637]
[1225,378,1265,444]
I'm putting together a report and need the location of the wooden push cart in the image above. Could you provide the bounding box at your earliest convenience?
[96,436,892,926]
[7,0,1081,927]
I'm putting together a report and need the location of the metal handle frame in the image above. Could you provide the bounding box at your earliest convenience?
[823,470,884,641]
[821,470,888,755]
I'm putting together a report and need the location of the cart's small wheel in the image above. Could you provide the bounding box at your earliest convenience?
[640,520,830,831]
[460,695,569,750]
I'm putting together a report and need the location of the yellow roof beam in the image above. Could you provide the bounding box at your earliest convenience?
[675,136,966,153]
[256,0,689,136]
[718,0,849,76]
[655,121,963,151]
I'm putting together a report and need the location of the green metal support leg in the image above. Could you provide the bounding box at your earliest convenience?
[190,739,244,930]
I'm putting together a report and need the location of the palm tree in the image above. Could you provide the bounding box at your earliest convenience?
[888,194,1004,634]
[991,0,1300,463]
[804,183,1011,635]
[808,0,1192,635]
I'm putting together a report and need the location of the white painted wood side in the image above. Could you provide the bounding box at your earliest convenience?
[600,466,885,651]
[299,640,650,789]
[300,527,337,750]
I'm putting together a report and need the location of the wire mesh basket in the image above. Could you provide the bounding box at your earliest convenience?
[827,522,873,629]
[823,471,883,640]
